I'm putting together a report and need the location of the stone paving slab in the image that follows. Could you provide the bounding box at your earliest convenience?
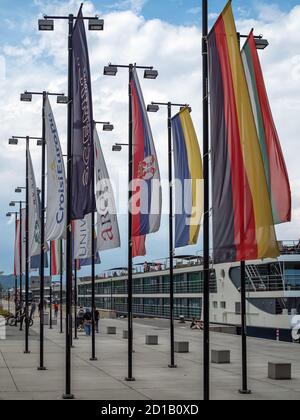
[0,315,300,400]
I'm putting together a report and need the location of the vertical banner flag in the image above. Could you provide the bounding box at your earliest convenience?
[45,96,67,241]
[132,236,146,258]
[14,219,20,276]
[131,67,162,240]
[50,240,62,276]
[242,31,291,224]
[72,6,96,220]
[94,127,121,251]
[207,2,279,264]
[21,209,26,273]
[73,214,93,260]
[28,147,41,257]
[172,107,203,248]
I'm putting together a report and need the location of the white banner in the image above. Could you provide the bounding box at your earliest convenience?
[28,148,41,257]
[21,209,26,273]
[73,213,93,260]
[94,128,120,252]
[45,96,67,241]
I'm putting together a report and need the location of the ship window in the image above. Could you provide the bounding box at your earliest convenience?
[212,301,218,309]
[235,302,241,315]
[220,302,226,309]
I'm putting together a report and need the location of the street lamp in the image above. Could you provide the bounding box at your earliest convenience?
[9,196,26,311]
[104,63,158,382]
[38,19,54,31]
[88,17,104,31]
[57,95,69,104]
[254,37,269,50]
[9,135,42,354]
[94,121,114,132]
[20,89,65,372]
[147,100,190,370]
[103,65,118,76]
[39,5,105,400]
[20,93,33,102]
[6,210,19,317]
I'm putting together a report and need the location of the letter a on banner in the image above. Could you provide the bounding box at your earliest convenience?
[72,5,96,220]
[45,96,67,241]
[94,127,120,252]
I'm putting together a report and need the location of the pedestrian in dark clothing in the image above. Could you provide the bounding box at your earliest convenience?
[95,309,100,333]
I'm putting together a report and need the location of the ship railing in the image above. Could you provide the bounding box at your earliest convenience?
[245,274,300,292]
[278,240,300,255]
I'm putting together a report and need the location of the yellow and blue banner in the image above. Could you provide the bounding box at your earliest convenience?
[171,108,203,248]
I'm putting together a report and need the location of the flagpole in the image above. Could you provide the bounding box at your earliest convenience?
[202,0,210,401]
[126,64,135,382]
[37,92,47,369]
[237,33,251,396]
[14,215,18,318]
[90,211,97,360]
[49,244,53,330]
[63,12,74,400]
[24,137,30,354]
[167,102,176,369]
[74,261,78,340]
[19,201,23,306]
[60,239,63,334]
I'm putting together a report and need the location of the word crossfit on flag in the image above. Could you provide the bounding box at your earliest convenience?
[72,6,96,220]
[131,67,162,238]
[241,31,291,225]
[45,96,66,242]
[207,1,279,264]
[172,107,203,248]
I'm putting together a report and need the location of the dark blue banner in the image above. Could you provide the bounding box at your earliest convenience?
[72,7,96,220]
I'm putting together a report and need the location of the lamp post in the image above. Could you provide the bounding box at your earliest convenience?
[6,211,19,317]
[237,31,269,396]
[9,135,42,354]
[10,198,26,311]
[147,101,191,369]
[202,0,210,401]
[20,90,67,370]
[87,120,115,361]
[59,239,63,334]
[104,63,158,382]
[39,6,104,400]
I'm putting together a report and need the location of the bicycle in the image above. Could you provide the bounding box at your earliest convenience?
[6,310,34,328]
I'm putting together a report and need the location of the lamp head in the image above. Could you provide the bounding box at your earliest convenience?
[38,19,54,31]
[104,66,118,76]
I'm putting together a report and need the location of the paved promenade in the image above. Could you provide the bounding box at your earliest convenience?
[0,315,300,400]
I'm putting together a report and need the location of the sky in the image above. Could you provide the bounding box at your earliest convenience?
[0,0,300,277]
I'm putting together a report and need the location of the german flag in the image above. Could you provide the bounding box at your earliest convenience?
[242,31,291,225]
[208,1,279,264]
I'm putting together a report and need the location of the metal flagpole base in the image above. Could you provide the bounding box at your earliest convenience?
[90,357,98,361]
[125,377,136,382]
[168,364,177,369]
[37,367,47,371]
[239,389,252,395]
[62,394,74,400]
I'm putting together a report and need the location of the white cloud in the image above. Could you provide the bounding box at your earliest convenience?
[0,1,300,273]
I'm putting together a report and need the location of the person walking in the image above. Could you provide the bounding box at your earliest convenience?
[83,310,92,336]
[54,303,59,318]
[95,309,100,333]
